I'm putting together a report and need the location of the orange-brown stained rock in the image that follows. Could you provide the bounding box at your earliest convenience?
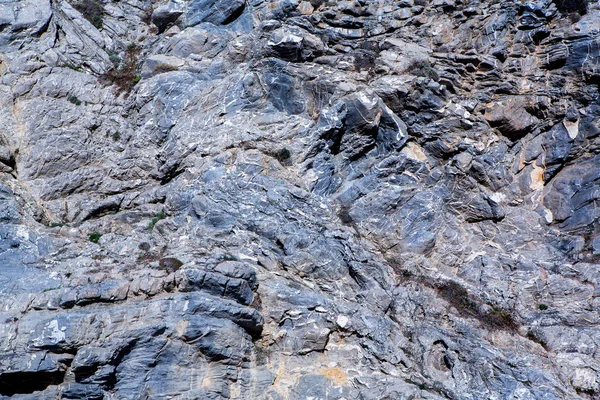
[319,367,347,386]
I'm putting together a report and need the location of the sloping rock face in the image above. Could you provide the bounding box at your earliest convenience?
[1,0,600,398]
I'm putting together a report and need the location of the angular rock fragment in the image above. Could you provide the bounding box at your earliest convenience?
[152,3,184,32]
[484,96,540,139]
[185,0,245,27]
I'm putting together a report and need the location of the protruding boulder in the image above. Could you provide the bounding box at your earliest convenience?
[151,3,184,33]
[184,0,245,27]
[484,96,539,139]
[317,91,408,161]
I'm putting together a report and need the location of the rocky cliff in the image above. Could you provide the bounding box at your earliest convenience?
[1,0,600,398]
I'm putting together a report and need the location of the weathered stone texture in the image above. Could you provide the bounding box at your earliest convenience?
[1,0,600,398]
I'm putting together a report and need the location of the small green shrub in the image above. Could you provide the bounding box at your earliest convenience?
[538,303,548,311]
[100,44,141,93]
[109,53,121,67]
[73,0,105,29]
[221,253,238,261]
[88,232,102,243]
[405,59,439,81]
[111,131,121,141]
[67,94,82,105]
[147,211,165,230]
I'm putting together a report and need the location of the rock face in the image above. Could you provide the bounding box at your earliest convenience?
[1,0,600,398]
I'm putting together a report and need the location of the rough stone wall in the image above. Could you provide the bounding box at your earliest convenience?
[1,0,600,398]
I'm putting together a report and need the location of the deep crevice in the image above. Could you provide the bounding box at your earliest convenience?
[81,201,121,222]
[160,165,185,185]
[0,370,67,396]
[3,153,17,177]
[103,339,138,389]
[222,0,246,25]
[74,365,99,383]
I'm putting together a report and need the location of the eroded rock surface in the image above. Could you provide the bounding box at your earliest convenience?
[1,0,600,398]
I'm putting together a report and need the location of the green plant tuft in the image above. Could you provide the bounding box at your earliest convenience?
[221,253,238,261]
[100,44,141,93]
[50,222,69,228]
[88,232,102,243]
[67,94,82,105]
[405,59,439,81]
[147,211,166,230]
[73,0,105,29]
[109,53,121,67]
[538,303,548,311]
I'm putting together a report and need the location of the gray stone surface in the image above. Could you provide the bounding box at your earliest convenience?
[1,0,600,398]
